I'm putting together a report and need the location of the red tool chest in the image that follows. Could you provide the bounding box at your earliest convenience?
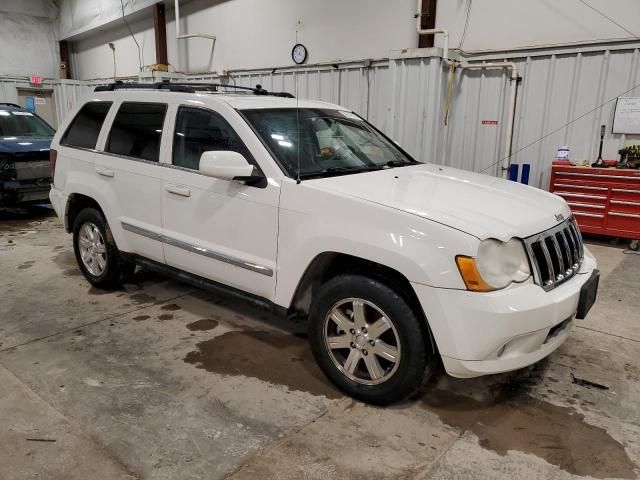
[549,166,640,239]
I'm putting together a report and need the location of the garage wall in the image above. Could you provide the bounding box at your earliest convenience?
[186,42,640,189]
[3,41,640,189]
[0,0,59,78]
[66,0,418,79]
[436,0,640,53]
[71,16,156,81]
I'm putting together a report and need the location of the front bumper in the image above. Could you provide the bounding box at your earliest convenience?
[1,180,51,204]
[412,247,597,378]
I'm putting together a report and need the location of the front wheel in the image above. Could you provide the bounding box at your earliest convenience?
[309,275,434,405]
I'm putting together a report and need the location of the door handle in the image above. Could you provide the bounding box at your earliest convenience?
[96,166,114,178]
[165,184,191,197]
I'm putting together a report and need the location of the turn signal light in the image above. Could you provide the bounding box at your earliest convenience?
[455,256,494,292]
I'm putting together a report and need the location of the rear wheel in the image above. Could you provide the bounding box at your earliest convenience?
[309,274,434,405]
[72,208,131,289]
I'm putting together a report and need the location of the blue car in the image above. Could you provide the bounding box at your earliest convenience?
[0,102,55,206]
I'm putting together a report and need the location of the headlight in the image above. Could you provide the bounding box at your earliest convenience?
[456,238,531,291]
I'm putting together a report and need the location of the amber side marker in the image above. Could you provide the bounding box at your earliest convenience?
[455,256,494,292]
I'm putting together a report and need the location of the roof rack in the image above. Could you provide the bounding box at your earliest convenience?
[94,81,295,98]
[0,102,21,108]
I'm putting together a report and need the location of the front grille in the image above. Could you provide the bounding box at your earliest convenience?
[524,217,584,291]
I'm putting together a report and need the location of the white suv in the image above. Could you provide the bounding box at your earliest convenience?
[49,83,599,405]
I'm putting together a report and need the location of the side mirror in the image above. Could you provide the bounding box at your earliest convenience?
[199,151,255,180]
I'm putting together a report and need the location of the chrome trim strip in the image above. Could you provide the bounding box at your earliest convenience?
[163,235,274,276]
[550,235,565,278]
[121,221,163,241]
[555,191,607,200]
[540,240,556,284]
[59,145,99,154]
[611,200,640,207]
[121,221,274,277]
[612,188,640,194]
[608,212,640,219]
[524,218,583,291]
[567,202,605,209]
[557,172,640,180]
[553,183,608,191]
[562,229,578,266]
[99,152,161,166]
[572,211,604,218]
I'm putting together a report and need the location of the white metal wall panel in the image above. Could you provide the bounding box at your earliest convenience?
[189,62,391,123]
[0,78,94,125]
[2,44,639,191]
[50,80,95,125]
[444,67,510,175]
[510,48,640,188]
[0,80,22,105]
[387,56,446,163]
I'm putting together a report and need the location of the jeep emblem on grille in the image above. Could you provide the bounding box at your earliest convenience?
[555,213,564,222]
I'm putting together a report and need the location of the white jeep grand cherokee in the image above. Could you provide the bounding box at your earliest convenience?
[49,83,599,405]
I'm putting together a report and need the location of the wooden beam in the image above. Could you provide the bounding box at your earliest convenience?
[59,41,72,79]
[153,2,168,67]
[418,0,438,48]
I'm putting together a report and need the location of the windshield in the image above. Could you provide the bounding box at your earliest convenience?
[0,110,55,137]
[241,108,415,178]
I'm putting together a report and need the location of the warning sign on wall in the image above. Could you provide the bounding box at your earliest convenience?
[35,97,46,105]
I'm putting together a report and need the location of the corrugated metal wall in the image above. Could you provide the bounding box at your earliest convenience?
[510,47,640,188]
[0,77,94,126]
[2,42,639,189]
[190,44,640,188]
[51,80,95,125]
[188,60,393,128]
[0,79,28,105]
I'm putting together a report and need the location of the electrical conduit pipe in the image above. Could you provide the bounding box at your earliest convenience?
[174,0,216,72]
[459,61,519,178]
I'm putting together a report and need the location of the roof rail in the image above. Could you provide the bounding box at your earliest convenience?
[94,81,295,98]
[0,102,21,108]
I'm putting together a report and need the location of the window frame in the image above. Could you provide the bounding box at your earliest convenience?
[60,101,113,152]
[169,104,262,176]
[103,101,168,164]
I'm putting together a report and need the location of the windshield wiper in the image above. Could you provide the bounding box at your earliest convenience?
[384,160,413,168]
[300,165,381,179]
[322,166,360,173]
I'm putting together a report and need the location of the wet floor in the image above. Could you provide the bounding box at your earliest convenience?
[181,323,637,478]
[422,379,636,478]
[2,208,639,479]
[184,329,342,399]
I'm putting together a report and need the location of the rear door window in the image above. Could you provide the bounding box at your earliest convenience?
[61,101,112,149]
[106,102,167,162]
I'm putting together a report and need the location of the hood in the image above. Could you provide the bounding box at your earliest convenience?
[308,163,570,240]
[0,136,51,154]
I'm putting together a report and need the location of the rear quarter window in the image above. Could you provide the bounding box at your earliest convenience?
[61,102,112,149]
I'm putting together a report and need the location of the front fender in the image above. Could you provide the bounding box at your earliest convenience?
[274,180,478,308]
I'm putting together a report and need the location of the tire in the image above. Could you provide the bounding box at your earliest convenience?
[72,207,130,289]
[309,274,434,405]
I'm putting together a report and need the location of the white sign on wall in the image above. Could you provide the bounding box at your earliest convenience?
[613,97,640,134]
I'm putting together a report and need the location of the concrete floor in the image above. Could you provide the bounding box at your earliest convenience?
[1,208,639,480]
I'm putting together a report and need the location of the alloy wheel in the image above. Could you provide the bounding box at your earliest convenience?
[323,298,401,385]
[78,222,107,276]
